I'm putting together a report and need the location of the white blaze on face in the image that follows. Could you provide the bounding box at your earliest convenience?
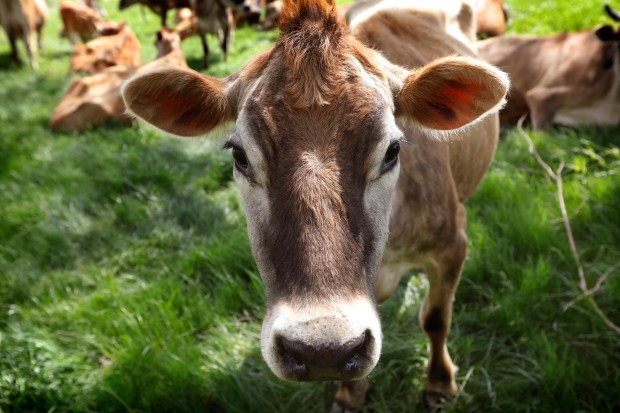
[229,70,402,382]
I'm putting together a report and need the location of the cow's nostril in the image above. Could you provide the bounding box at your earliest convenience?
[276,329,372,380]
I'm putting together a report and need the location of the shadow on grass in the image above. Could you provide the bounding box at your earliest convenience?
[0,53,20,71]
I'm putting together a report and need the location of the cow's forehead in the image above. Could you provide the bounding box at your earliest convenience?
[238,89,391,164]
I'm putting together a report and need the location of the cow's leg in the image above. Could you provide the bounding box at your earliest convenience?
[420,206,468,408]
[200,29,210,68]
[37,25,44,54]
[221,9,234,62]
[23,30,38,70]
[161,7,168,27]
[525,86,571,130]
[331,379,369,413]
[7,32,21,65]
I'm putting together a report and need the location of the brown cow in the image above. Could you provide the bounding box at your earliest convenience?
[478,6,620,130]
[150,26,187,67]
[122,0,508,411]
[49,64,136,132]
[474,0,507,38]
[70,24,141,74]
[190,0,247,68]
[51,28,185,132]
[0,0,47,69]
[59,0,121,44]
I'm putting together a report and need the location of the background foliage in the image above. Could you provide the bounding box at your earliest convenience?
[1,0,619,412]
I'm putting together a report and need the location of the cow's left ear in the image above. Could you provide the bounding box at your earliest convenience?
[397,56,509,130]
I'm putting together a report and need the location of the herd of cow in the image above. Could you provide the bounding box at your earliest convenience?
[1,0,619,132]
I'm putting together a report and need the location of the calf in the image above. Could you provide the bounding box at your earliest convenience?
[122,0,508,410]
[70,24,141,74]
[478,5,620,130]
[118,0,190,27]
[0,0,47,69]
[51,28,186,132]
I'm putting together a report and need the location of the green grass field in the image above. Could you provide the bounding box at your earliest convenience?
[1,0,619,412]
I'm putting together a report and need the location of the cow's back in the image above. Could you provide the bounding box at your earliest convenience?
[348,0,499,208]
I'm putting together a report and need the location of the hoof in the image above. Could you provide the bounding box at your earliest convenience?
[330,401,360,413]
[424,389,455,412]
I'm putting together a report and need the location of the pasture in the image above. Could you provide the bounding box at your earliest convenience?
[1,0,619,412]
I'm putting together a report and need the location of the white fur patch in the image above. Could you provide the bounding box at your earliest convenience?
[261,298,383,381]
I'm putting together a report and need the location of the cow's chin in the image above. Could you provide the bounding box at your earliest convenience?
[260,298,382,382]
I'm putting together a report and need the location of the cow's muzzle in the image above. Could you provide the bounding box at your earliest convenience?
[276,328,374,381]
[261,299,382,382]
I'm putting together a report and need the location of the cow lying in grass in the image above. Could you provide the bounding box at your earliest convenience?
[122,0,509,410]
[478,4,620,130]
[50,28,186,132]
[70,23,141,74]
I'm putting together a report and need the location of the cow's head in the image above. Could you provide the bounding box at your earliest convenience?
[122,0,508,382]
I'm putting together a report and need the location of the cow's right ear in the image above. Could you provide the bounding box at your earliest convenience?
[121,65,233,137]
[396,56,509,131]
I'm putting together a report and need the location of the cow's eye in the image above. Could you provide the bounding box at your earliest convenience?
[232,146,249,170]
[381,141,400,173]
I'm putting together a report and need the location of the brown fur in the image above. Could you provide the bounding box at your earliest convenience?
[70,24,141,74]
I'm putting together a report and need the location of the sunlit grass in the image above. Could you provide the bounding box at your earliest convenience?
[1,0,619,412]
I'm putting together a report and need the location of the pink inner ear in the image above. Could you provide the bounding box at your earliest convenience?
[432,81,482,129]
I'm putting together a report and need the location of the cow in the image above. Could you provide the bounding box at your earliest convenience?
[0,0,47,69]
[478,4,620,130]
[190,0,247,68]
[50,28,186,132]
[49,64,136,132]
[60,0,120,44]
[150,26,187,67]
[70,24,141,74]
[121,0,508,410]
[118,0,191,27]
[474,0,507,38]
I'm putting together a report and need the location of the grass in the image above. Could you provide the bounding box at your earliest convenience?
[1,0,619,412]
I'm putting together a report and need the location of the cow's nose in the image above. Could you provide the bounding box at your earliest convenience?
[276,330,372,381]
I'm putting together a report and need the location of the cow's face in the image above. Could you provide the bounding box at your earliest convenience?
[121,0,508,383]
[228,67,400,381]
